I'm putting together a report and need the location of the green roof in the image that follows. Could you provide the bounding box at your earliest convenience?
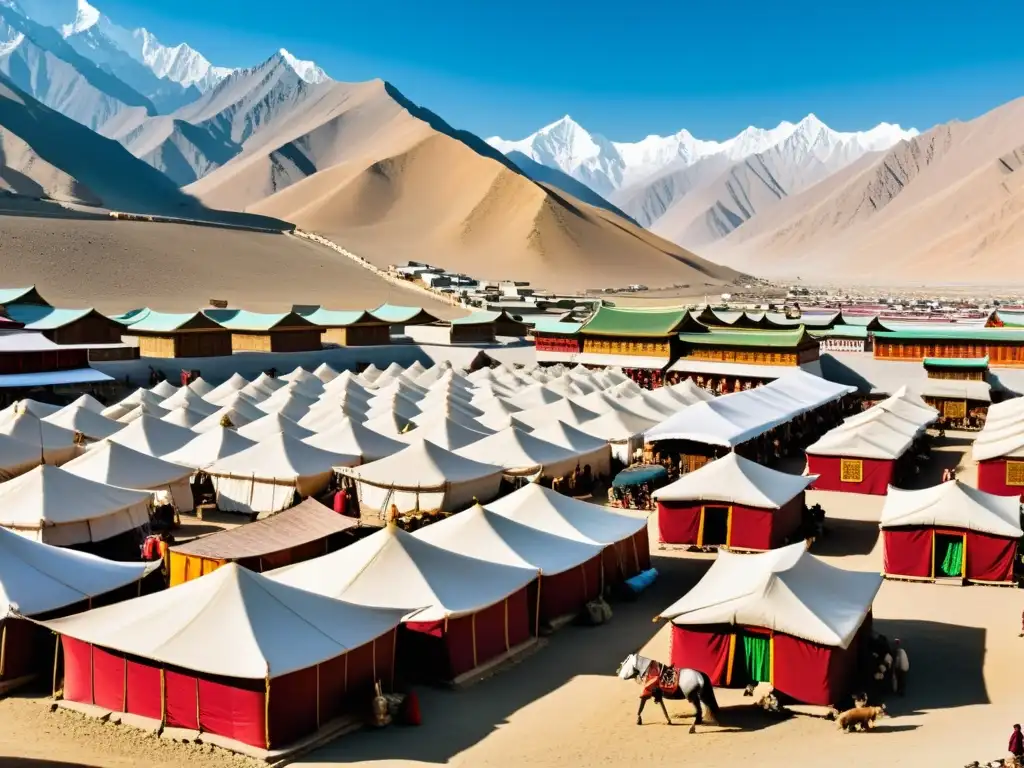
[371,304,440,325]
[203,309,317,331]
[809,324,869,339]
[678,327,809,348]
[4,305,95,330]
[532,318,584,335]
[119,309,223,333]
[0,286,48,306]
[996,310,1024,327]
[875,328,1024,342]
[923,356,990,369]
[297,308,379,327]
[582,305,696,337]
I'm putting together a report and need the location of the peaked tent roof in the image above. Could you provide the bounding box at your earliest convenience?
[313,362,340,383]
[44,406,123,441]
[0,412,78,453]
[416,504,602,575]
[805,419,914,460]
[64,394,107,414]
[512,399,601,431]
[269,525,537,621]
[879,480,1022,537]
[0,526,156,618]
[161,406,208,429]
[62,441,192,489]
[192,405,259,433]
[453,427,587,476]
[485,483,646,543]
[207,432,357,480]
[0,433,45,479]
[576,410,658,442]
[105,414,196,457]
[161,428,258,469]
[659,544,882,648]
[201,373,251,403]
[302,417,408,462]
[653,453,816,508]
[0,464,154,537]
[529,420,610,455]
[397,418,492,451]
[338,439,503,490]
[116,402,170,423]
[236,413,315,442]
[40,563,407,679]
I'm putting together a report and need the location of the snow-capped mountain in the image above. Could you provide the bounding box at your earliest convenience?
[491,112,918,249]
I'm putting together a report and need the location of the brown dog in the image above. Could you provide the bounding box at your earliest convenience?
[836,705,887,732]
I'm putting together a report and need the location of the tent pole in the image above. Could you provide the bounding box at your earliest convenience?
[160,668,166,727]
[725,634,736,686]
[195,677,200,734]
[0,622,6,678]
[930,530,936,579]
[51,634,61,697]
[534,577,542,636]
[89,644,94,705]
[264,673,271,750]
[471,613,478,669]
[123,657,128,713]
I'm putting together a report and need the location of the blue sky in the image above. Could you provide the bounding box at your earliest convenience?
[102,0,1024,141]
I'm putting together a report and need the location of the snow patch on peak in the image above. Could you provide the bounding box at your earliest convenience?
[60,0,99,36]
[276,48,329,84]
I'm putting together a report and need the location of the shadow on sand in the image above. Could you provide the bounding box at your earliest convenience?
[297,552,714,764]
[811,516,880,557]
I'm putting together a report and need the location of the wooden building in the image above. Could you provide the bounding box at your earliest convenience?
[916,361,992,430]
[810,324,873,353]
[5,306,125,346]
[873,328,1024,366]
[370,304,442,334]
[923,356,989,381]
[447,310,527,344]
[532,318,584,357]
[298,308,391,346]
[203,309,323,353]
[118,310,233,358]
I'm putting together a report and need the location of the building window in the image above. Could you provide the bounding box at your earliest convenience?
[943,400,967,419]
[1006,461,1024,487]
[840,459,864,483]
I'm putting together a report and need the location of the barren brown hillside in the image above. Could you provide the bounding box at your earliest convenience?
[188,80,741,292]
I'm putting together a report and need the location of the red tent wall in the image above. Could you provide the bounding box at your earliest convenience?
[806,455,894,495]
[536,556,602,623]
[977,459,1024,499]
[882,527,932,578]
[668,625,731,683]
[603,530,649,583]
[402,586,532,681]
[658,495,803,550]
[60,628,397,750]
[657,502,700,544]
[966,530,1019,583]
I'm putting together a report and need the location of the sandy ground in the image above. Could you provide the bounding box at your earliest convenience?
[1,431,1019,768]
[0,213,464,317]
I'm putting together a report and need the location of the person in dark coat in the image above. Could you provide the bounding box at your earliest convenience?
[1009,723,1023,763]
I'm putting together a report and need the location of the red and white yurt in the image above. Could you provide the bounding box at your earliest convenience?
[269,526,538,682]
[0,526,156,692]
[415,504,604,627]
[43,564,406,751]
[805,417,915,495]
[660,543,882,706]
[973,410,1024,498]
[880,480,1022,584]
[485,483,650,583]
[652,453,816,549]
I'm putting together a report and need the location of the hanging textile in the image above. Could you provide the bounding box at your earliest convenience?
[939,537,964,577]
[742,633,771,683]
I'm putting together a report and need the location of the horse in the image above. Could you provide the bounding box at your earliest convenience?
[616,653,721,732]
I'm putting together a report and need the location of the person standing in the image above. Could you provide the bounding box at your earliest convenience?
[1009,724,1023,764]
[893,639,910,696]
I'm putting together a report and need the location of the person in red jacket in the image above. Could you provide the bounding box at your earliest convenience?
[1009,723,1023,763]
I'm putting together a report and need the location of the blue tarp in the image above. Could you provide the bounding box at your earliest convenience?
[612,464,668,488]
[0,368,113,389]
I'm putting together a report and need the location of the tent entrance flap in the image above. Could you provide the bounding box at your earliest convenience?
[731,631,771,685]
[935,533,965,578]
[699,506,729,547]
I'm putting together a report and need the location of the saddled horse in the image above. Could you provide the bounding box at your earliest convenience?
[616,653,721,731]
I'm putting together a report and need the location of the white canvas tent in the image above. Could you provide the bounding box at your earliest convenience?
[43,406,123,442]
[363,411,415,438]
[117,402,171,424]
[338,440,504,513]
[270,525,536,622]
[659,544,882,648]
[805,419,914,460]
[161,406,207,429]
[192,406,258,433]
[64,394,106,414]
[879,481,1023,537]
[62,442,194,512]
[104,415,196,457]
[528,421,612,477]
[297,403,370,433]
[0,465,154,546]
[40,563,407,679]
[0,525,156,617]
[0,433,44,480]
[0,412,80,465]
[509,399,601,432]
[148,380,179,399]
[159,388,219,416]
[416,504,601,576]
[576,410,656,463]
[161,428,257,470]
[202,373,250,404]
[185,377,215,397]
[653,453,817,507]
[313,362,339,383]
[206,433,355,514]
[302,418,407,463]
[237,413,315,442]
[397,418,491,451]
[454,427,587,478]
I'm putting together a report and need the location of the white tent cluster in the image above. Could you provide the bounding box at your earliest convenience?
[972,397,1024,462]
[806,387,937,461]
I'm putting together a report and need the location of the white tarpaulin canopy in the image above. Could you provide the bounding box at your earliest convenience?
[972,409,1024,461]
[44,406,123,441]
[202,373,249,403]
[148,380,179,399]
[160,388,219,416]
[302,417,406,462]
[396,418,492,451]
[0,433,43,480]
[40,563,407,679]
[646,372,854,447]
[270,525,537,622]
[237,413,315,442]
[805,418,914,460]
[206,433,354,514]
[0,464,154,546]
[879,481,1023,537]
[528,420,612,476]
[0,412,80,465]
[486,483,646,544]
[62,442,194,512]
[653,453,817,508]
[161,428,257,470]
[104,415,196,457]
[659,543,882,648]
[454,427,589,478]
[338,440,504,513]
[0,526,157,617]
[415,504,602,576]
[512,399,600,431]
[161,407,207,430]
